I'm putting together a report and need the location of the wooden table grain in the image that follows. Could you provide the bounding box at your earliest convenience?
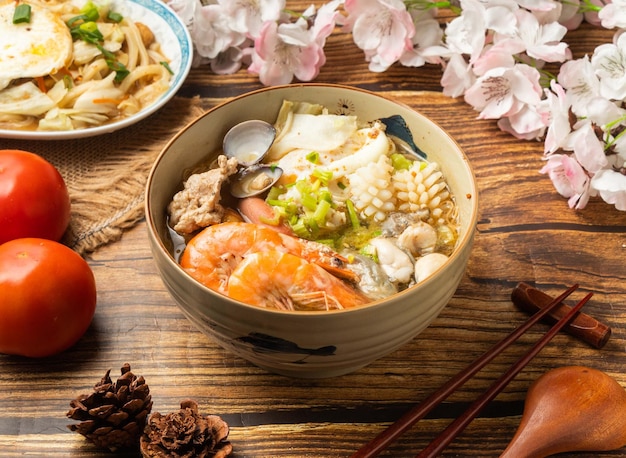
[1,9,625,457]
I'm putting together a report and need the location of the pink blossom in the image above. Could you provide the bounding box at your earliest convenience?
[248,16,325,86]
[344,0,415,72]
[570,121,609,173]
[540,154,592,209]
[312,0,345,41]
[556,0,584,30]
[584,0,610,26]
[464,64,542,120]
[497,102,549,139]
[472,38,525,76]
[440,53,476,98]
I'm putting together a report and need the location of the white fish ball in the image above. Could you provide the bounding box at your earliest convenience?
[414,253,449,283]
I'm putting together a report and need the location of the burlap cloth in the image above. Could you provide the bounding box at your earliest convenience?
[1,96,205,255]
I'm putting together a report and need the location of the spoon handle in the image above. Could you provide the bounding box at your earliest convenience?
[512,283,611,349]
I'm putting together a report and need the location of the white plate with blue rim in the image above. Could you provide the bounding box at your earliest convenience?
[0,0,193,140]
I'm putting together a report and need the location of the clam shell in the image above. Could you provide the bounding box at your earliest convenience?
[229,165,283,198]
[223,120,277,167]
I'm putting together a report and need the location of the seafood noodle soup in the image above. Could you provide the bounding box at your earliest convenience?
[166,100,460,311]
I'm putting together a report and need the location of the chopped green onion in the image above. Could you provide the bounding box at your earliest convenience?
[295,180,310,194]
[345,199,360,230]
[266,186,284,201]
[290,219,310,238]
[310,178,321,192]
[360,244,379,263]
[301,192,317,211]
[267,200,295,217]
[313,199,331,226]
[267,199,288,208]
[259,209,281,226]
[305,216,320,235]
[319,189,333,204]
[107,11,123,23]
[80,21,100,34]
[97,45,129,82]
[288,214,299,226]
[66,6,128,83]
[337,181,347,190]
[306,151,320,163]
[80,1,100,21]
[66,15,84,28]
[160,61,174,75]
[109,61,130,83]
[312,168,333,186]
[68,21,104,44]
[12,4,31,24]
[391,153,413,171]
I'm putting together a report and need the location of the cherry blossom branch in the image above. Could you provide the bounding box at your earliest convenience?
[168,0,626,211]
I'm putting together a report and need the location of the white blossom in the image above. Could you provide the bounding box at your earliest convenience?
[591,32,626,100]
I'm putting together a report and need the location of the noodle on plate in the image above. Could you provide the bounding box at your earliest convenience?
[0,0,172,132]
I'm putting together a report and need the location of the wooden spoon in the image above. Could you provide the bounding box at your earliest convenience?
[500,366,626,458]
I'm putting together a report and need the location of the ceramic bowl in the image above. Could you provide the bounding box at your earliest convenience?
[145,84,479,378]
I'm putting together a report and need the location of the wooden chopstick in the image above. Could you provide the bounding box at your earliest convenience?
[416,291,592,458]
[351,284,581,458]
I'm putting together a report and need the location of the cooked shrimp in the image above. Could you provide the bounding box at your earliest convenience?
[180,222,358,294]
[227,251,369,311]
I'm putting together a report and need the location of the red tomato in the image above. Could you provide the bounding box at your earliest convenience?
[0,149,71,245]
[0,238,97,357]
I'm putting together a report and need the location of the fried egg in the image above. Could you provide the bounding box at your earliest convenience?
[0,3,73,90]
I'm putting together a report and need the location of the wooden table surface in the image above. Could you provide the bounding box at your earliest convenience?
[1,7,625,457]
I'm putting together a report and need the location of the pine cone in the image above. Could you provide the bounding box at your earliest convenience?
[140,399,232,458]
[67,363,153,452]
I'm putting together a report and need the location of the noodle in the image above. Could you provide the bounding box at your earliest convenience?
[81,58,110,82]
[124,21,150,68]
[118,64,169,94]
[0,0,172,132]
[122,25,140,71]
